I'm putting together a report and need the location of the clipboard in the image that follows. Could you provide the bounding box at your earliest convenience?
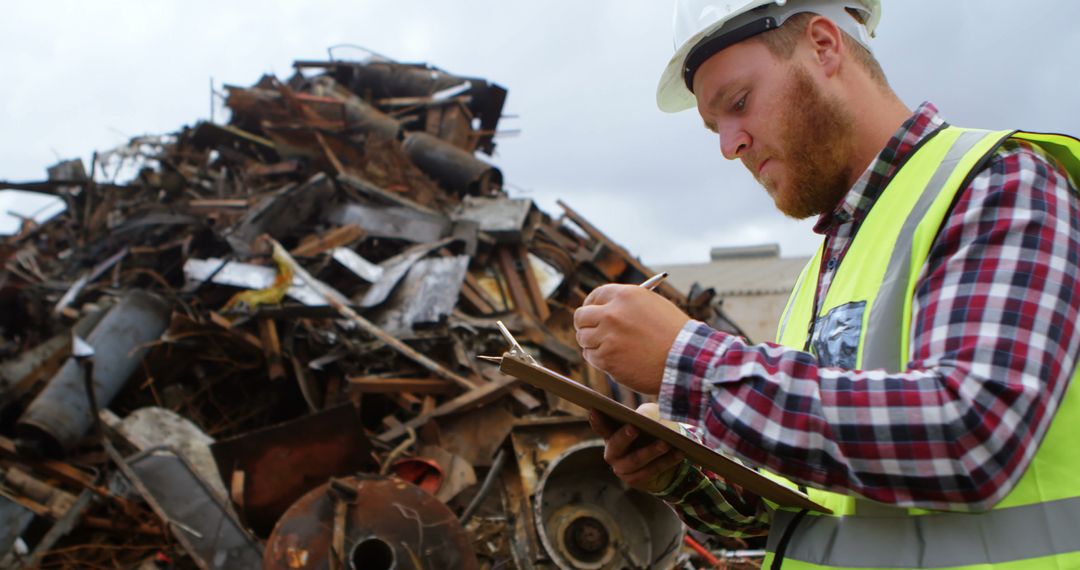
[497,353,830,514]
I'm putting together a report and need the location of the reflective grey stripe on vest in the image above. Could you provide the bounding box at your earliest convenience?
[768,496,1080,568]
[860,129,1003,371]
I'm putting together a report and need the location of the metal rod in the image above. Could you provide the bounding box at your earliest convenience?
[459,447,508,523]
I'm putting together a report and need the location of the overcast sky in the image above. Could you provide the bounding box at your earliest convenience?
[3,1,1079,264]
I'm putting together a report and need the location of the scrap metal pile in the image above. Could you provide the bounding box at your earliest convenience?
[0,56,754,569]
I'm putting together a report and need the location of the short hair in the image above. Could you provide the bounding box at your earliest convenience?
[754,12,889,88]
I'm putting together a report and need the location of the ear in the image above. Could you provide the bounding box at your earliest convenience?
[803,15,844,78]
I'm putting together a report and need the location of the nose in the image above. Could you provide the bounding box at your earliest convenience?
[719,122,750,160]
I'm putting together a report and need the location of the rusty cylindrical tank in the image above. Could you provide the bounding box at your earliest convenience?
[264,475,478,570]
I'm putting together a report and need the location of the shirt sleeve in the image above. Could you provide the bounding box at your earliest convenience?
[658,139,1080,512]
[651,460,772,538]
[650,423,771,537]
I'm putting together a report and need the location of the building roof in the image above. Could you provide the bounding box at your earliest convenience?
[657,244,810,297]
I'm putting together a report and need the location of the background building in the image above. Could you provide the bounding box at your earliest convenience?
[659,244,810,344]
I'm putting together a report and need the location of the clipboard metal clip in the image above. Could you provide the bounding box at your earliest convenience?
[495,320,538,365]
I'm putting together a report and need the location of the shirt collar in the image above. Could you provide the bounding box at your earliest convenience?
[813,101,946,235]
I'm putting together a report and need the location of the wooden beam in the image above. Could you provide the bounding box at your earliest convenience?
[496,246,533,318]
[258,318,286,381]
[518,244,550,322]
[290,224,365,258]
[338,173,443,218]
[459,280,496,314]
[82,515,164,537]
[376,376,519,443]
[314,131,347,176]
[207,311,264,351]
[188,199,250,209]
[557,200,682,299]
[347,377,456,395]
[0,436,141,514]
[389,391,423,414]
[464,271,503,312]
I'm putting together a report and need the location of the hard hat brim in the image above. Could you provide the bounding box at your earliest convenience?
[656,0,779,113]
[656,51,699,113]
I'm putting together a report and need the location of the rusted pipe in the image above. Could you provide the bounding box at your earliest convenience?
[402,132,502,196]
[309,76,402,141]
[15,291,170,457]
[302,60,507,154]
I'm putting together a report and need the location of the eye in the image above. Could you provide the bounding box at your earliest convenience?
[733,94,748,112]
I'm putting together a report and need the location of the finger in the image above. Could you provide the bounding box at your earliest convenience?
[581,346,613,371]
[588,410,616,439]
[622,451,686,488]
[650,450,686,474]
[611,438,671,476]
[581,284,620,308]
[581,286,603,308]
[575,326,603,350]
[603,424,641,462]
[573,305,603,331]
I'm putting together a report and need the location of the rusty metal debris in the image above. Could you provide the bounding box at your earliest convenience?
[209,404,376,537]
[265,475,478,570]
[0,53,751,568]
[119,446,265,569]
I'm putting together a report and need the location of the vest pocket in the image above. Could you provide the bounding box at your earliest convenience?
[810,301,866,369]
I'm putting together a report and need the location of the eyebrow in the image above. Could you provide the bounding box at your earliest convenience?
[702,79,737,113]
[698,76,744,133]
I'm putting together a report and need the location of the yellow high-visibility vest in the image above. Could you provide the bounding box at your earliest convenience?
[765,126,1080,569]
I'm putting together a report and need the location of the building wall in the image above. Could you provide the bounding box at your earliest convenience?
[657,245,810,345]
[713,292,792,344]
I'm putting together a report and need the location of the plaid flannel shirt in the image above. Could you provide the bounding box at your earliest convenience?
[654,102,1080,537]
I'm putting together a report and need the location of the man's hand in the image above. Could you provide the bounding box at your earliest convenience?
[573,284,690,394]
[590,407,685,493]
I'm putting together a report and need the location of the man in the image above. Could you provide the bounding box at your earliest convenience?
[573,1,1080,568]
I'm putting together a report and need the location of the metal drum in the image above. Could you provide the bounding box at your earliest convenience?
[264,475,478,570]
[534,440,685,570]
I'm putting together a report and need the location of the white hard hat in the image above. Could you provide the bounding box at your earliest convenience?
[656,0,881,112]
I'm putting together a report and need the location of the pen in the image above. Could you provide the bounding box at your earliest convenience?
[639,272,669,291]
